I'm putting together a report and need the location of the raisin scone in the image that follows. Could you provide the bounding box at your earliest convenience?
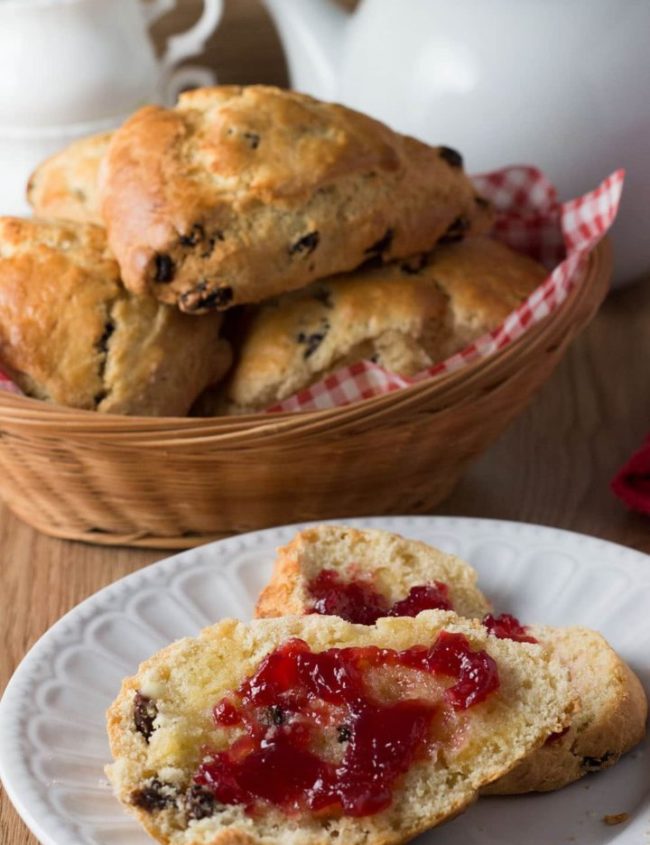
[207,236,546,414]
[256,524,491,621]
[256,525,648,795]
[106,612,574,845]
[27,131,111,225]
[98,85,493,313]
[0,217,231,415]
[484,625,647,794]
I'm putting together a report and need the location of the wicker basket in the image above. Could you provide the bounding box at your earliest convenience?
[0,239,612,548]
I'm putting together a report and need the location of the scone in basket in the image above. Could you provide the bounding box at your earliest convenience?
[0,167,618,548]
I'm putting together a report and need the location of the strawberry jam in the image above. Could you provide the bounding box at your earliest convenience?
[307,569,452,624]
[483,613,537,644]
[195,632,499,817]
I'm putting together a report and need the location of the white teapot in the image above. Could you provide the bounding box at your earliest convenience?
[263,0,650,284]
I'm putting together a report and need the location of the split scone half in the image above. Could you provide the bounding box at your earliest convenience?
[0,217,231,415]
[208,236,546,414]
[98,85,493,312]
[485,625,647,793]
[27,130,111,226]
[106,612,574,845]
[256,524,648,794]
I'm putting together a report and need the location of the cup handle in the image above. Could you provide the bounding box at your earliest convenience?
[166,64,217,104]
[157,0,223,73]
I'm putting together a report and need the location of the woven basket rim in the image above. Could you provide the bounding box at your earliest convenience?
[0,239,608,434]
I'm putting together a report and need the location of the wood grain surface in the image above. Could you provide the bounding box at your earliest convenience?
[1,1,649,842]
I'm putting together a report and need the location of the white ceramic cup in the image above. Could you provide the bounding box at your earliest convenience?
[0,0,223,128]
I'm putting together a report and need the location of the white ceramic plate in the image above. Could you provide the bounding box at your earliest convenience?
[1,517,648,845]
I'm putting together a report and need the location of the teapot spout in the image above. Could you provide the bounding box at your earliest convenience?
[263,0,350,100]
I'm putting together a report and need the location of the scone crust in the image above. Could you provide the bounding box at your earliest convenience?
[106,612,574,845]
[99,85,493,312]
[27,131,111,225]
[255,524,491,620]
[219,237,546,413]
[486,626,647,794]
[0,217,230,415]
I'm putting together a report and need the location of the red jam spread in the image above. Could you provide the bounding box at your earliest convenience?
[195,633,499,817]
[307,568,452,624]
[483,613,537,644]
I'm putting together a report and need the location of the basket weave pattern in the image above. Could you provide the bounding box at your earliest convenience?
[0,239,611,548]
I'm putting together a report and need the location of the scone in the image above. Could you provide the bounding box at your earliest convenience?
[484,625,648,794]
[0,217,231,415]
[98,85,493,313]
[27,131,111,225]
[256,524,491,621]
[215,237,546,414]
[106,612,574,845]
[256,525,648,795]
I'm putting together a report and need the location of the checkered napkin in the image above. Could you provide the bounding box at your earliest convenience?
[0,166,624,410]
[266,166,624,413]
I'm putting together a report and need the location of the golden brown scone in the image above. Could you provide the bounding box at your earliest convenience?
[98,85,493,313]
[484,626,648,794]
[256,524,491,620]
[256,526,647,796]
[210,237,545,414]
[106,612,574,845]
[0,217,231,415]
[27,131,111,225]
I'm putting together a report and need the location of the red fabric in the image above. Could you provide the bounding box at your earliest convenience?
[612,436,650,515]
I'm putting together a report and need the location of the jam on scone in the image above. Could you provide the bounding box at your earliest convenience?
[196,633,498,817]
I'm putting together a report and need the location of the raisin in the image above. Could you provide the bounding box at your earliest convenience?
[438,215,469,244]
[243,131,260,150]
[439,146,464,168]
[153,253,175,283]
[582,752,615,771]
[475,195,491,210]
[400,254,428,275]
[297,320,329,359]
[268,705,285,726]
[131,779,177,812]
[337,724,352,743]
[185,784,219,820]
[133,691,157,742]
[179,224,205,247]
[180,283,234,312]
[289,231,320,257]
[364,228,394,257]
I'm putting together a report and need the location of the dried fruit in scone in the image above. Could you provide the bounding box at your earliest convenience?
[256,524,491,622]
[27,131,111,225]
[0,217,231,415]
[256,525,648,796]
[106,612,574,845]
[98,85,493,313]
[211,236,546,414]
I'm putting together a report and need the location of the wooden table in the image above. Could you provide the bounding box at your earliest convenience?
[1,1,649,842]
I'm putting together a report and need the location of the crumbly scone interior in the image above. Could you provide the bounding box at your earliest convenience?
[106,612,574,845]
[257,524,491,620]
[485,625,648,794]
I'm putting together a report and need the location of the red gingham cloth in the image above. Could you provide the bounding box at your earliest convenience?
[0,166,624,409]
[612,435,650,516]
